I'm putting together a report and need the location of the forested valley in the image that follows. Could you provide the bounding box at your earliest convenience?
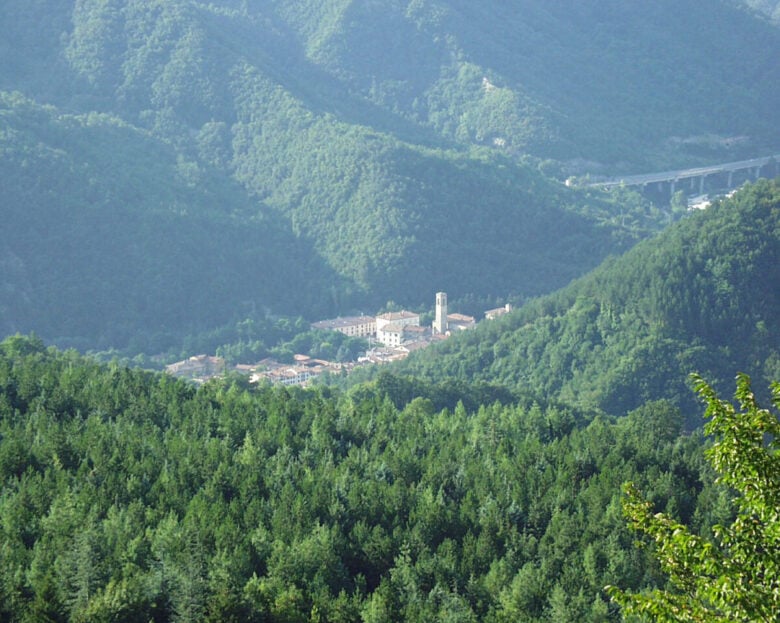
[391,179,780,425]
[2,0,780,353]
[0,335,750,622]
[2,2,780,621]
[1,181,778,620]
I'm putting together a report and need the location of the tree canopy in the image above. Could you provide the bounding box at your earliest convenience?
[608,373,780,621]
[393,179,780,422]
[0,335,734,622]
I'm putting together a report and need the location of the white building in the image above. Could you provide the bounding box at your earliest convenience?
[376,322,406,347]
[447,312,476,331]
[485,303,513,320]
[433,291,448,334]
[375,310,420,333]
[432,292,475,333]
[311,315,376,337]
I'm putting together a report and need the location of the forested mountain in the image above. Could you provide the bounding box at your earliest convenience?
[4,1,779,168]
[3,4,779,621]
[0,92,339,351]
[2,1,779,352]
[0,90,635,351]
[267,0,780,167]
[0,334,737,622]
[393,179,780,422]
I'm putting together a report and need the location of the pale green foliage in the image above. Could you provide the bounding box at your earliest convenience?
[607,373,780,622]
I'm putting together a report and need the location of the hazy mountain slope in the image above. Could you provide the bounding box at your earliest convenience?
[0,85,625,348]
[1,1,777,351]
[4,0,779,169]
[394,179,780,420]
[265,0,780,168]
[741,0,780,22]
[0,92,337,351]
[0,83,637,344]
[0,1,656,350]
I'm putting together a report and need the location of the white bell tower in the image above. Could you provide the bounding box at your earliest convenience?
[433,291,448,334]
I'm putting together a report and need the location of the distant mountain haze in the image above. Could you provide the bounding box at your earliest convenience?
[392,179,780,423]
[1,1,778,352]
[741,0,780,22]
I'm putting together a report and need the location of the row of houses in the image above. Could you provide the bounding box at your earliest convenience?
[165,353,348,387]
[249,355,349,386]
[165,355,226,383]
[312,310,436,348]
[166,293,515,387]
[312,292,513,349]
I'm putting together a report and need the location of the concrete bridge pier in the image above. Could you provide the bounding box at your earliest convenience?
[727,170,733,187]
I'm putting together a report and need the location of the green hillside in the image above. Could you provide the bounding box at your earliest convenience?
[1,89,644,352]
[0,92,340,351]
[0,334,741,622]
[1,1,778,352]
[4,0,778,168]
[393,179,780,421]
[271,0,780,168]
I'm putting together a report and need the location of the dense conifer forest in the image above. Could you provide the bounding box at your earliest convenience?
[2,3,780,620]
[391,179,780,424]
[0,335,737,622]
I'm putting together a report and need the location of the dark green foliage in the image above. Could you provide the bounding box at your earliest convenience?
[0,336,729,621]
[2,1,778,354]
[396,180,780,423]
[0,92,339,351]
[608,374,780,621]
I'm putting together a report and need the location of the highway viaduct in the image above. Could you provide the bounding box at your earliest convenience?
[582,154,780,197]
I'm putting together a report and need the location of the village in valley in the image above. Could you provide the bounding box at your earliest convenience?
[165,292,513,386]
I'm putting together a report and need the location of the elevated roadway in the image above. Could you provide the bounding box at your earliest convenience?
[585,154,779,195]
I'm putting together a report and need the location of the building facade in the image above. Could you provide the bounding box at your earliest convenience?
[376,322,405,347]
[375,310,420,333]
[311,316,376,337]
[485,303,513,320]
[447,312,476,331]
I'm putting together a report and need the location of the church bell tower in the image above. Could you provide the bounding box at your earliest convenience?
[433,291,448,334]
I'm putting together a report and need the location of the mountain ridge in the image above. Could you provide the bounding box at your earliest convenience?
[2,1,779,352]
[391,179,780,421]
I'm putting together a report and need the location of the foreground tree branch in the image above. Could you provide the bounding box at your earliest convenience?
[607,373,780,622]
